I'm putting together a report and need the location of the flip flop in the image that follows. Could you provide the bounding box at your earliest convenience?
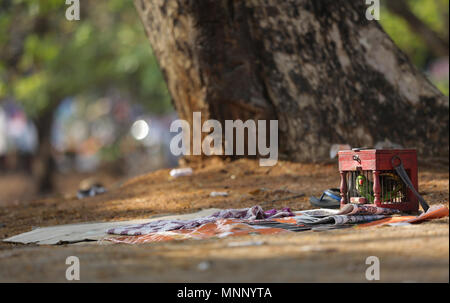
[309,188,341,209]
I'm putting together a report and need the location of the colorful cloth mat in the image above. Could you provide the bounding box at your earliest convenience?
[107,219,290,244]
[105,204,449,244]
[106,205,293,236]
[357,204,449,227]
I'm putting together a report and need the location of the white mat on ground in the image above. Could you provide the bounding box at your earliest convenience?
[3,208,221,245]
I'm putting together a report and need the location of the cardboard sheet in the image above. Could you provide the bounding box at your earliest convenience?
[3,208,221,245]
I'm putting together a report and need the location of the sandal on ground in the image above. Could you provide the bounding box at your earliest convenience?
[309,188,341,209]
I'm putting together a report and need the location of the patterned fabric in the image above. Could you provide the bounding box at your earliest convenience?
[107,219,289,244]
[357,204,449,227]
[337,204,401,216]
[107,205,294,236]
[293,204,400,225]
[104,205,449,244]
[308,214,387,225]
[296,209,340,218]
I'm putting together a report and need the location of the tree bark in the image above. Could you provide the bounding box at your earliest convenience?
[134,0,449,162]
[33,104,57,194]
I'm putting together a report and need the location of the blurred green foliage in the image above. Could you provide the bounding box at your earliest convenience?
[0,0,448,122]
[380,0,449,95]
[0,0,172,119]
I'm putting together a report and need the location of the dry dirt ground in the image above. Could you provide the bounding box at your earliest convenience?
[0,158,448,282]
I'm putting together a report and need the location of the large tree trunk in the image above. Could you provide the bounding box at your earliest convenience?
[134,0,449,162]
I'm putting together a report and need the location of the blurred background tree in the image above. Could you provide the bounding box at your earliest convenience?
[0,0,448,196]
[382,0,449,95]
[0,0,173,193]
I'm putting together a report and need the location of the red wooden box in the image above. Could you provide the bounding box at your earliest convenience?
[338,148,419,212]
